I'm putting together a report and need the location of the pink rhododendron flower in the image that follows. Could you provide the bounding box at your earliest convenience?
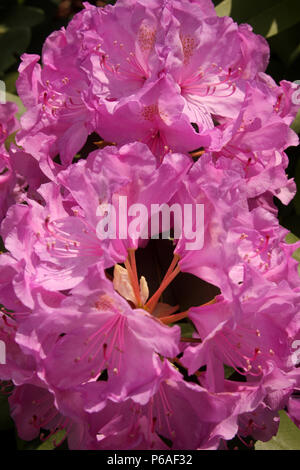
[0,0,300,452]
[238,403,280,443]
[14,268,180,400]
[0,102,19,220]
[182,268,300,391]
[213,81,298,202]
[1,143,191,297]
[9,383,92,449]
[0,150,15,221]
[16,41,94,170]
[0,102,18,147]
[93,76,214,158]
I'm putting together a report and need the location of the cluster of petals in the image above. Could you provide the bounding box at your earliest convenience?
[0,0,300,451]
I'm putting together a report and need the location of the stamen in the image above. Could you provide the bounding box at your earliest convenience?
[154,304,179,318]
[145,265,181,313]
[74,314,126,378]
[189,149,205,158]
[93,140,116,149]
[162,254,180,282]
[160,310,189,325]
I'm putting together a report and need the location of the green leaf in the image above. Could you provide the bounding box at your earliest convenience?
[268,23,300,67]
[255,411,300,450]
[0,5,44,75]
[4,71,18,94]
[291,109,300,134]
[37,430,66,450]
[2,93,25,151]
[5,92,26,120]
[285,233,300,275]
[16,435,42,450]
[215,0,300,39]
[179,321,196,337]
[0,394,13,431]
[4,131,18,152]
[289,42,300,64]
[247,0,300,38]
[293,159,300,216]
[293,250,300,264]
[224,365,235,378]
[215,0,281,22]
[215,0,232,17]
[1,5,44,30]
[285,233,300,244]
[0,27,30,74]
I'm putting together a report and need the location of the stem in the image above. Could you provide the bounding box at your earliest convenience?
[201,298,217,307]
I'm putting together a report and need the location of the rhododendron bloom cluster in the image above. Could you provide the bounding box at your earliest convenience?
[0,0,300,450]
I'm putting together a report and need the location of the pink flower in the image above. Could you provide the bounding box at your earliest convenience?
[84,0,165,102]
[0,102,19,220]
[16,36,95,169]
[0,150,15,221]
[227,206,300,287]
[94,76,214,159]
[0,102,18,147]
[0,0,299,451]
[165,15,246,124]
[0,312,37,386]
[238,403,280,443]
[173,153,247,298]
[162,2,269,128]
[82,360,256,450]
[0,143,191,294]
[182,268,300,392]
[9,383,91,449]
[0,198,66,308]
[213,81,298,203]
[15,268,180,402]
